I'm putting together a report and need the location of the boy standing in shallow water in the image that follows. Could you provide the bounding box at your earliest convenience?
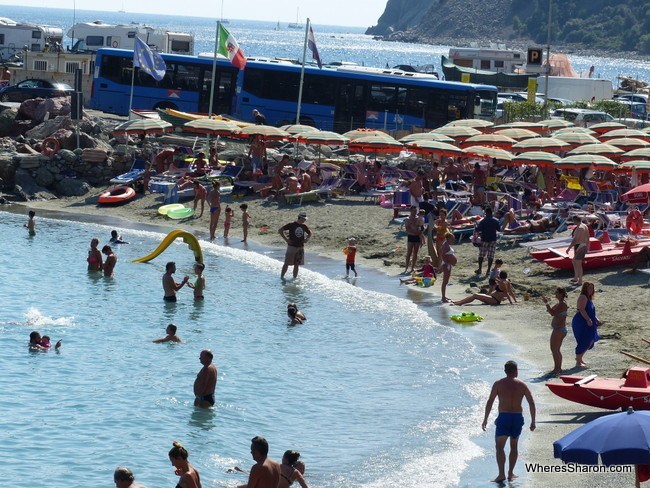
[240,203,251,242]
[25,210,36,235]
[344,238,359,277]
[223,206,234,238]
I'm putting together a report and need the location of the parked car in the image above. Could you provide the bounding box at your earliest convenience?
[551,108,614,127]
[0,79,73,102]
[497,92,527,102]
[614,93,648,105]
[614,100,649,120]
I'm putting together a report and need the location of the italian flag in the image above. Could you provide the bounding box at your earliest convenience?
[218,24,246,69]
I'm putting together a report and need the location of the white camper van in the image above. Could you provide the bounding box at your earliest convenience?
[536,76,614,102]
[0,17,63,62]
[67,21,193,55]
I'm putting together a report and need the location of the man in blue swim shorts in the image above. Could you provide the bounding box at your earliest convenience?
[482,360,536,483]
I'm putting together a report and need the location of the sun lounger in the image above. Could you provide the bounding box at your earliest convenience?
[315,177,341,199]
[215,165,243,183]
[332,178,357,196]
[110,158,147,185]
[284,189,320,206]
[392,190,411,218]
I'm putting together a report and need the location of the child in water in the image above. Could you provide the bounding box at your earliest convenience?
[29,331,62,350]
[240,204,251,242]
[25,210,36,235]
[343,237,359,278]
[287,303,306,325]
[223,206,234,238]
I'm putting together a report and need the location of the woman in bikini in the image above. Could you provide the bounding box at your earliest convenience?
[434,209,450,260]
[438,232,457,303]
[208,181,221,240]
[543,287,569,375]
[169,441,202,488]
[451,271,516,306]
[87,237,103,271]
[187,263,205,301]
[278,450,308,488]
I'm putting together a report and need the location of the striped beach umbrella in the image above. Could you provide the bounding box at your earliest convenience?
[494,121,546,133]
[512,151,561,167]
[493,128,540,140]
[113,118,173,135]
[183,118,241,136]
[463,145,513,162]
[404,140,465,157]
[599,128,650,142]
[399,132,455,143]
[238,125,290,141]
[511,137,569,153]
[621,147,650,161]
[298,131,349,145]
[348,135,403,153]
[605,138,650,151]
[279,124,319,135]
[432,125,482,138]
[553,131,600,148]
[461,133,517,149]
[538,119,575,129]
[444,118,494,129]
[555,154,618,171]
[552,127,597,136]
[618,160,650,173]
[588,121,627,135]
[568,143,624,157]
[342,129,392,140]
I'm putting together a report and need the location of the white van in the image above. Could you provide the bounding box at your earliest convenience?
[551,108,614,127]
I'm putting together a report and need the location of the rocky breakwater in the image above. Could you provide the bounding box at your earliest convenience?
[0,97,135,202]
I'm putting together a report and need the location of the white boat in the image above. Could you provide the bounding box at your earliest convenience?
[67,20,194,54]
[448,46,525,74]
[287,8,304,29]
[0,17,63,62]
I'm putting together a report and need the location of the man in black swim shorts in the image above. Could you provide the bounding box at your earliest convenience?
[194,349,217,408]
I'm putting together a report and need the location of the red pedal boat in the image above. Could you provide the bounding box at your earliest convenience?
[546,367,650,410]
[530,237,649,270]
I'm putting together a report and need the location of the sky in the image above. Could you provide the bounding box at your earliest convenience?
[6,0,387,27]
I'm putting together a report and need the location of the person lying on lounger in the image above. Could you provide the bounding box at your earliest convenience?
[500,209,559,234]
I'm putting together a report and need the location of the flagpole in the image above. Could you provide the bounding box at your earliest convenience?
[295,18,310,124]
[128,37,137,119]
[209,21,221,119]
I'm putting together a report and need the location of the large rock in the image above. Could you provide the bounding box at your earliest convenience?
[33,97,71,122]
[56,177,91,197]
[0,152,18,187]
[57,149,77,163]
[13,168,57,200]
[0,108,17,137]
[34,166,55,187]
[25,116,73,140]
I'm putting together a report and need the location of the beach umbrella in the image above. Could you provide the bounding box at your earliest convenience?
[538,118,575,129]
[554,408,650,487]
[238,125,290,141]
[404,140,465,157]
[279,124,319,135]
[298,131,349,145]
[618,160,650,173]
[567,143,624,157]
[622,147,650,161]
[599,128,650,142]
[493,121,546,133]
[621,183,650,204]
[348,135,403,153]
[553,131,600,148]
[511,137,569,153]
[606,138,650,151]
[182,118,241,136]
[113,118,173,135]
[552,127,597,136]
[399,132,455,143]
[512,151,561,167]
[493,128,540,140]
[461,133,516,149]
[589,121,627,134]
[342,128,392,140]
[443,118,494,129]
[555,154,618,171]
[463,145,513,162]
[431,125,482,140]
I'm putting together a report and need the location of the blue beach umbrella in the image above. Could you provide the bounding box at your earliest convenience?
[554,408,650,486]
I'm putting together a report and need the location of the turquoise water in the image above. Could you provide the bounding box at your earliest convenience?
[0,209,513,487]
[2,4,650,83]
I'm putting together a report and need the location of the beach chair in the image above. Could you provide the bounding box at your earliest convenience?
[392,190,411,218]
[284,189,320,206]
[315,177,342,199]
[331,178,357,196]
[110,158,147,185]
[216,165,243,184]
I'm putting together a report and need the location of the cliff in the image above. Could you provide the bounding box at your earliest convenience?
[366,0,650,55]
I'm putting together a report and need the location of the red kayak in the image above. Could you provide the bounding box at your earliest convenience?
[530,237,648,270]
[546,367,650,410]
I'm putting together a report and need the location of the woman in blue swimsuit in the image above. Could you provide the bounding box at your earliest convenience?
[572,282,601,367]
[543,287,568,375]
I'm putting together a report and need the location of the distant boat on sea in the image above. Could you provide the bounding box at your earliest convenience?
[287,7,303,29]
[274,20,280,31]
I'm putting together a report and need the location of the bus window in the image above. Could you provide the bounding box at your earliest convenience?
[242,67,263,97]
[368,84,397,113]
[100,55,131,84]
[263,70,299,102]
[303,75,335,105]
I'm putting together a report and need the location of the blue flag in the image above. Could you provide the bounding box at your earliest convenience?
[134,37,166,81]
[308,24,322,69]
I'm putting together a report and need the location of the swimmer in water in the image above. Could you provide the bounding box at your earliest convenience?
[87,237,103,272]
[287,303,306,325]
[187,263,205,301]
[152,324,182,343]
[29,331,61,350]
[110,230,128,244]
[25,210,36,235]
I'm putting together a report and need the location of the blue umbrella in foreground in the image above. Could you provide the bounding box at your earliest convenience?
[554,407,650,487]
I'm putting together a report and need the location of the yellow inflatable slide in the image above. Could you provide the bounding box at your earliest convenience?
[132,230,203,264]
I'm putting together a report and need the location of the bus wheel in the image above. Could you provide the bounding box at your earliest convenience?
[154,102,178,111]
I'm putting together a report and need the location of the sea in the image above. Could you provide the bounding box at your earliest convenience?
[0,6,646,487]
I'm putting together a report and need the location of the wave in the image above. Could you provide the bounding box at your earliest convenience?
[24,307,75,327]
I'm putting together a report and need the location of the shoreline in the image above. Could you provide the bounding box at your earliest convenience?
[7,189,645,486]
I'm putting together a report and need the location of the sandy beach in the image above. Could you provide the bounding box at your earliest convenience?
[10,187,649,487]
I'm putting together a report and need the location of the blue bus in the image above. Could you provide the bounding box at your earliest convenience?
[90,48,498,131]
